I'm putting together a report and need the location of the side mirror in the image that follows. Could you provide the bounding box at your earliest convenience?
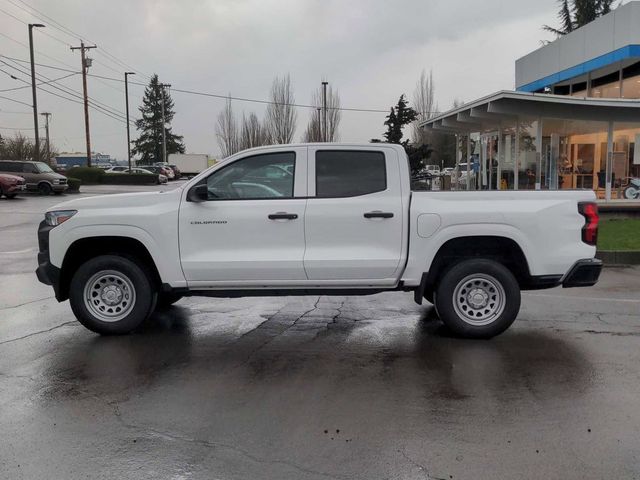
[187,183,208,202]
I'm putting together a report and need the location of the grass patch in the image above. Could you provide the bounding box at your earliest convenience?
[598,219,640,251]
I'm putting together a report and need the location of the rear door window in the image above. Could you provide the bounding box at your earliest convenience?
[315,150,387,198]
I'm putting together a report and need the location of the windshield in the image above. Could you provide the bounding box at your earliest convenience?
[35,162,54,173]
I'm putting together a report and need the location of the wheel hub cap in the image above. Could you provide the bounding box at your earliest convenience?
[83,270,136,322]
[452,273,506,326]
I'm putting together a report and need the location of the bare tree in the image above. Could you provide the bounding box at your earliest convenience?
[215,96,239,157]
[411,69,437,145]
[239,112,269,150]
[302,83,342,142]
[265,74,297,144]
[0,132,55,161]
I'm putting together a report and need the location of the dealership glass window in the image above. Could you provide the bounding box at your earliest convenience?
[621,75,640,99]
[518,118,538,190]
[622,61,640,99]
[591,71,621,98]
[571,81,588,97]
[611,122,640,200]
[500,123,516,190]
[541,119,608,192]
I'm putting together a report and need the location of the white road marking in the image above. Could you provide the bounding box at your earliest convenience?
[0,248,35,255]
[523,292,640,304]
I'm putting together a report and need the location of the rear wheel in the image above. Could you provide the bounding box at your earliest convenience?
[5,194,16,199]
[38,182,52,195]
[434,259,520,338]
[69,255,157,335]
[624,186,639,199]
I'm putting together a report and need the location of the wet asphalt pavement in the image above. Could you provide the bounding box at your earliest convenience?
[1,185,640,480]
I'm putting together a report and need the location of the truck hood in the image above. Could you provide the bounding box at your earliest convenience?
[48,190,179,212]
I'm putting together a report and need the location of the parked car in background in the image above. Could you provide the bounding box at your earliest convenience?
[0,173,26,199]
[134,166,169,184]
[442,167,454,176]
[104,166,129,174]
[168,164,181,179]
[0,160,68,195]
[152,163,175,179]
[116,167,167,184]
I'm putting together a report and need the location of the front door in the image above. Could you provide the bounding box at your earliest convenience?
[303,147,405,284]
[179,147,308,286]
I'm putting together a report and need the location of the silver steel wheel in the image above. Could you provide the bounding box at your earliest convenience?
[83,270,136,322]
[452,273,506,326]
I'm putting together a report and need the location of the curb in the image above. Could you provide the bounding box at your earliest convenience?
[596,250,640,265]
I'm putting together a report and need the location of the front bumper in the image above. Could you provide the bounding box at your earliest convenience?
[562,258,603,288]
[7,184,26,193]
[52,183,68,193]
[35,220,62,300]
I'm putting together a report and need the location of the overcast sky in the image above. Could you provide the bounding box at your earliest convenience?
[0,0,566,160]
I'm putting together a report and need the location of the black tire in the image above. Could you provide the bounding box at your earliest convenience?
[434,259,520,339]
[38,182,52,195]
[156,292,184,309]
[423,290,434,304]
[0,185,4,198]
[6,194,17,199]
[69,255,157,335]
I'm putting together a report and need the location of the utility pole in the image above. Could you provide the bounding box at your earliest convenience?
[124,72,135,171]
[321,81,328,142]
[159,83,171,163]
[28,23,45,161]
[40,112,51,164]
[70,42,97,167]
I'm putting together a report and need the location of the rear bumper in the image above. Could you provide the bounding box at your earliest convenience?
[562,258,603,288]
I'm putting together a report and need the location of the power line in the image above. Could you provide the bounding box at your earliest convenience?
[1,57,131,119]
[0,95,32,107]
[0,59,134,125]
[3,0,152,80]
[0,69,77,92]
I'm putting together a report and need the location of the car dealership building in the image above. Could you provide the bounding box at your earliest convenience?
[422,1,640,201]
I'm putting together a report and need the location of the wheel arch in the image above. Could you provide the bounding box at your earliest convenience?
[58,236,162,301]
[423,235,533,294]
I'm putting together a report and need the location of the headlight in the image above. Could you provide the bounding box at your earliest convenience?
[45,210,77,227]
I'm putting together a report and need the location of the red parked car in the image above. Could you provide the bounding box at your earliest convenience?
[0,173,26,199]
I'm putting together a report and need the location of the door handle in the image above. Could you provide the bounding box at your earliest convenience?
[268,212,298,220]
[364,211,394,219]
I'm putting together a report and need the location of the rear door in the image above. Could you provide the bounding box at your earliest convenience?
[303,147,405,284]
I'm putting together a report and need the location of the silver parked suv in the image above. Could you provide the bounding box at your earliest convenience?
[0,160,68,195]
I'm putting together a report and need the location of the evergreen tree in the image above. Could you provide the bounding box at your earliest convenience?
[544,0,616,36]
[382,94,417,145]
[132,74,185,163]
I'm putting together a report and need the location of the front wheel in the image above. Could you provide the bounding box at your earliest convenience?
[38,182,52,195]
[434,259,520,339]
[69,255,157,335]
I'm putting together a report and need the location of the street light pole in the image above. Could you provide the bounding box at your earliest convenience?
[125,72,135,171]
[28,23,45,161]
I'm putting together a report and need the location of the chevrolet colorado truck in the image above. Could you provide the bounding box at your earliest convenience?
[36,143,602,338]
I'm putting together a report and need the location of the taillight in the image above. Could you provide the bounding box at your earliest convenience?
[578,202,599,246]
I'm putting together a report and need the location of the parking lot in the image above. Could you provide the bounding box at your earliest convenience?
[1,185,640,479]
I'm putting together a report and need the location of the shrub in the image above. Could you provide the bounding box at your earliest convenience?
[66,167,104,184]
[102,173,158,185]
[67,177,81,192]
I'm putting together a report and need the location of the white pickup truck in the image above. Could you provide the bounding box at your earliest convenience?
[36,143,602,338]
